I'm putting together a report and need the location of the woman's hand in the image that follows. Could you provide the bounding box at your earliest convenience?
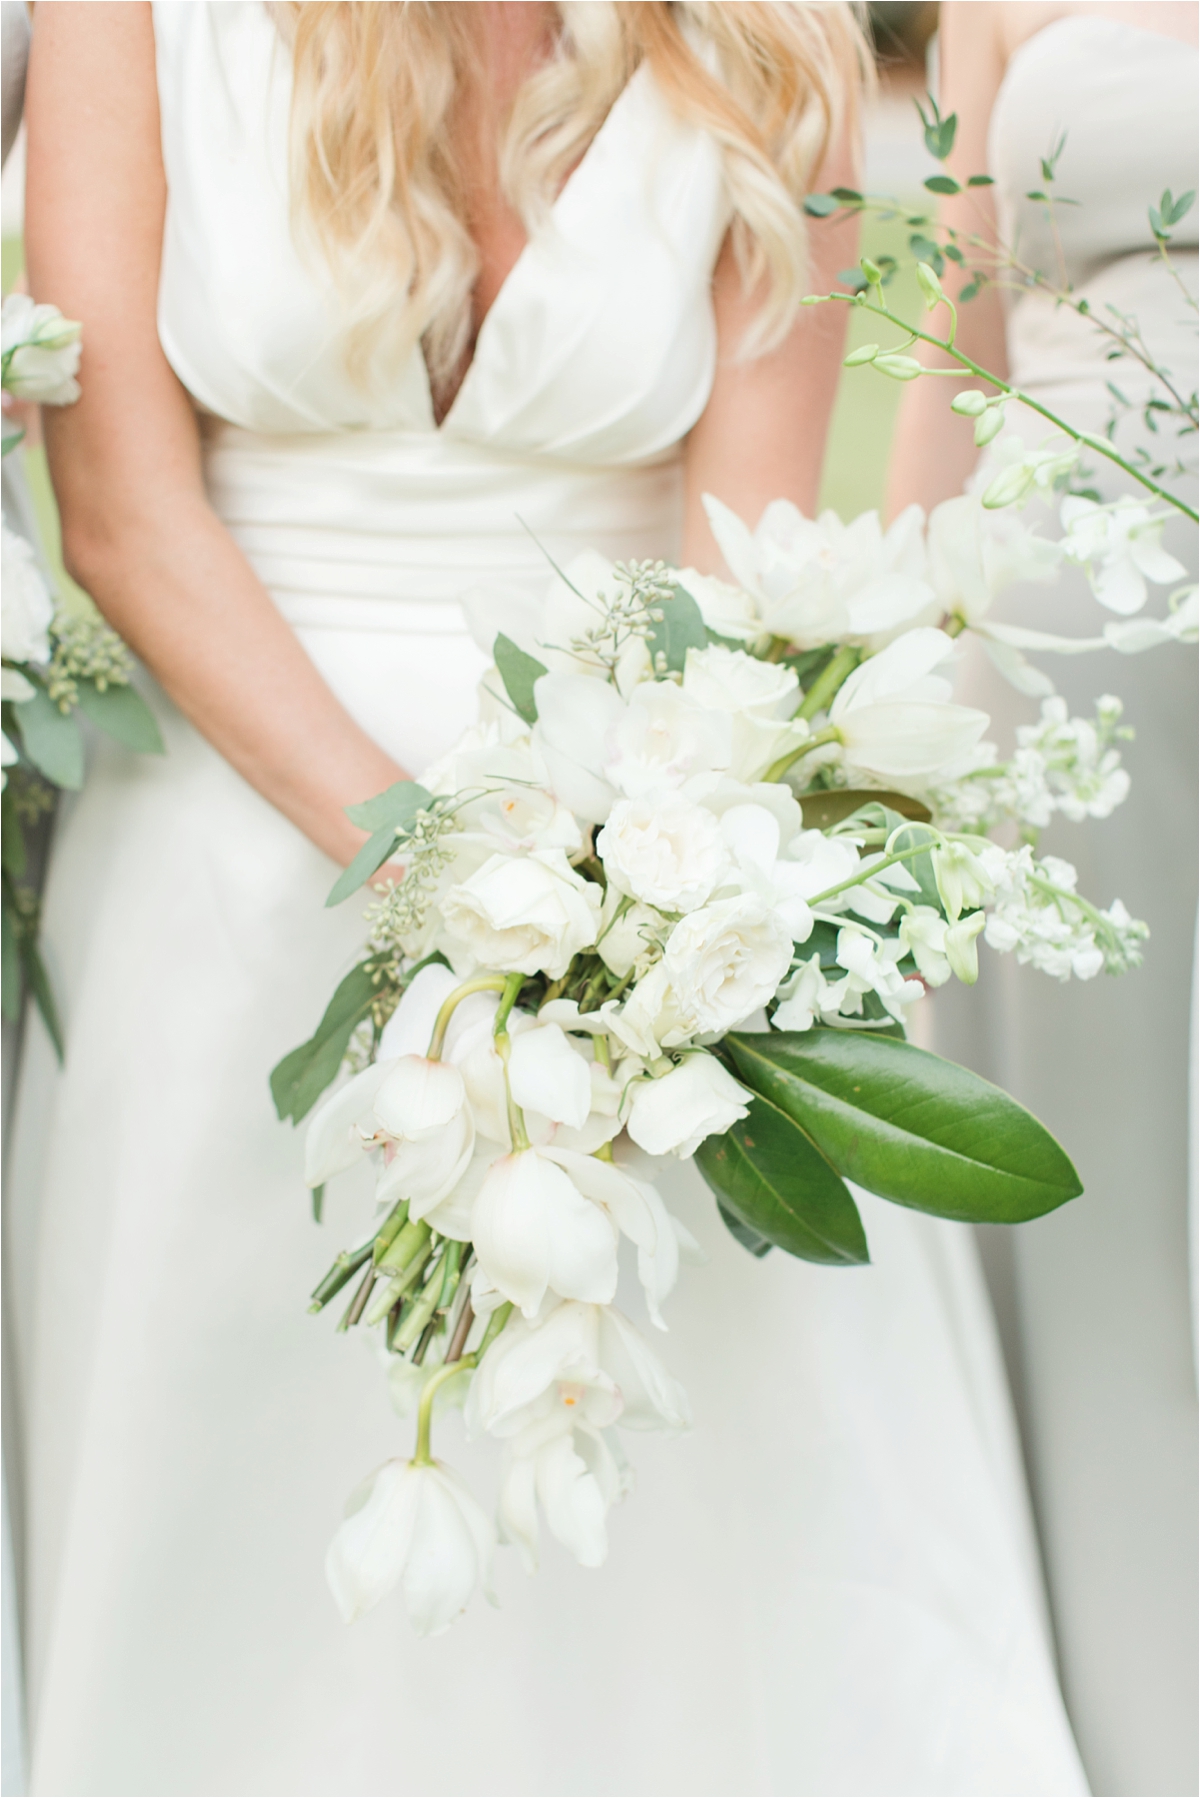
[24,2,408,874]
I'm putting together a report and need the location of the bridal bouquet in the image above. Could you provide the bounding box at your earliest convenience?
[274,466,1185,1636]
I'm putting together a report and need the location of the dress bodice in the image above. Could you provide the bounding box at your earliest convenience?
[152,2,728,463]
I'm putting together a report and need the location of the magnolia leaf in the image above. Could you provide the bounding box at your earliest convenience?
[717,1201,773,1259]
[493,634,547,726]
[270,960,379,1123]
[75,680,165,754]
[15,686,84,789]
[649,586,708,675]
[724,1030,1082,1223]
[344,779,431,834]
[798,789,931,830]
[694,1092,869,1265]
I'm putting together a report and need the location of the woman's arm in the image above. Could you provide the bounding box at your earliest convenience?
[24,2,405,870]
[682,137,860,571]
[884,1,1010,519]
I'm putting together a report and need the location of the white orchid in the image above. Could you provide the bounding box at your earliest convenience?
[926,492,1061,628]
[829,628,989,779]
[325,1458,495,1633]
[1,524,55,665]
[372,1057,476,1217]
[1059,496,1187,615]
[705,494,937,649]
[1,294,82,405]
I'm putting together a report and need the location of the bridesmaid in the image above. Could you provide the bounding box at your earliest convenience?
[889,6,1199,1793]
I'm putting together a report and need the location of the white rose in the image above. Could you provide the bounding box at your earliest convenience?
[625,1051,752,1157]
[597,794,728,913]
[1,294,82,405]
[595,891,665,979]
[662,893,793,1036]
[1,524,54,664]
[439,848,602,978]
[602,680,732,799]
[681,644,797,718]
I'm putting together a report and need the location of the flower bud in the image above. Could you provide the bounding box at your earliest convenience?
[950,390,988,417]
[973,405,1007,447]
[981,463,1036,510]
[843,343,880,367]
[944,910,986,983]
[874,354,923,382]
[859,256,883,285]
[915,262,944,308]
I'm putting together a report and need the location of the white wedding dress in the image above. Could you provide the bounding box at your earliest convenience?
[7,7,1088,1793]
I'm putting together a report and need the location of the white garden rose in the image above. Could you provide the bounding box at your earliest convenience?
[1,295,82,405]
[662,893,793,1036]
[625,1052,752,1158]
[596,794,728,913]
[681,644,797,718]
[439,848,602,978]
[1,524,54,665]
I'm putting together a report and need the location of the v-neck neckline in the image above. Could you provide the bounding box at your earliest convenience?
[419,64,646,434]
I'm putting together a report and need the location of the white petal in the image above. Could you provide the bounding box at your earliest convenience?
[377,963,461,1060]
[473,1150,617,1317]
[304,1062,392,1186]
[535,1429,610,1567]
[325,1460,420,1624]
[508,1023,592,1129]
[598,1308,691,1435]
[840,701,988,777]
[373,1056,467,1139]
[402,1464,495,1635]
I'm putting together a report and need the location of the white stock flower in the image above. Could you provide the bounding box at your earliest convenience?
[602,679,732,799]
[325,1458,495,1634]
[927,492,1060,627]
[439,848,601,978]
[704,493,936,649]
[662,893,793,1037]
[830,628,988,778]
[597,794,728,913]
[1,525,54,665]
[898,905,952,986]
[1,295,82,404]
[1059,496,1186,615]
[827,928,923,1023]
[625,1052,752,1158]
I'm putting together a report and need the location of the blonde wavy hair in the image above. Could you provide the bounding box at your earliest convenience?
[277,2,868,394]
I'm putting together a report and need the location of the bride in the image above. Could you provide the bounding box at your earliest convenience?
[12,4,1087,1793]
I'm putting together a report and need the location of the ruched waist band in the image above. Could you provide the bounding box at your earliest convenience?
[201,420,685,633]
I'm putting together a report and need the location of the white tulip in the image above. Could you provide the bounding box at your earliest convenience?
[625,1052,752,1158]
[1,525,54,665]
[662,893,793,1037]
[472,1147,619,1317]
[830,628,989,778]
[597,794,728,913]
[1,295,82,405]
[532,671,624,823]
[372,1057,475,1217]
[325,1458,495,1634]
[439,848,601,978]
[602,680,732,799]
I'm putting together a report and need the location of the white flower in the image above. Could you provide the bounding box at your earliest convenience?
[1,295,82,404]
[594,889,666,978]
[377,962,461,1061]
[325,1458,495,1634]
[304,1061,394,1186]
[898,905,952,986]
[499,1408,631,1573]
[1060,496,1186,615]
[472,1147,621,1316]
[372,1057,476,1217]
[830,628,988,779]
[507,1022,593,1131]
[662,893,793,1037]
[931,840,996,921]
[977,434,1079,510]
[439,848,602,978]
[625,1052,752,1158]
[532,671,625,823]
[704,494,936,649]
[681,644,804,781]
[597,794,728,913]
[944,910,986,984]
[1,525,54,665]
[602,679,732,799]
[926,492,1060,627]
[671,567,761,642]
[772,953,832,1031]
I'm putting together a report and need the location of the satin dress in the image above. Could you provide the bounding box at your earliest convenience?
[7,7,1087,1793]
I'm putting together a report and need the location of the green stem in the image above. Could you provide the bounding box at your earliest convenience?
[806,839,937,908]
[412,1353,477,1467]
[493,971,530,1152]
[796,646,861,723]
[426,974,510,1060]
[830,294,1199,521]
[763,725,842,787]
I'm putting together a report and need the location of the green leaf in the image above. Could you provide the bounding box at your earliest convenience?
[723,1030,1083,1224]
[344,779,431,834]
[649,586,708,675]
[1167,188,1195,226]
[924,174,961,196]
[829,187,863,205]
[326,825,401,907]
[75,680,165,754]
[797,789,931,831]
[16,686,84,789]
[21,934,64,1061]
[493,634,548,726]
[967,174,995,187]
[270,960,379,1123]
[837,267,869,294]
[1,790,26,879]
[694,1091,869,1265]
[802,193,839,217]
[312,1183,325,1224]
[959,280,982,304]
[717,1201,773,1259]
[1,902,21,1022]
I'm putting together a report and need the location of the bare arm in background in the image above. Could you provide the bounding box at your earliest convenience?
[885,2,1010,520]
[25,3,407,871]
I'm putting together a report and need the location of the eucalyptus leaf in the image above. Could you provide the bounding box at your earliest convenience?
[802,193,839,217]
[16,686,84,790]
[75,680,165,754]
[924,174,961,196]
[270,960,378,1123]
[344,779,431,834]
[326,824,401,908]
[724,1030,1082,1224]
[694,1092,869,1265]
[648,586,708,675]
[493,634,548,726]
[21,935,64,1062]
